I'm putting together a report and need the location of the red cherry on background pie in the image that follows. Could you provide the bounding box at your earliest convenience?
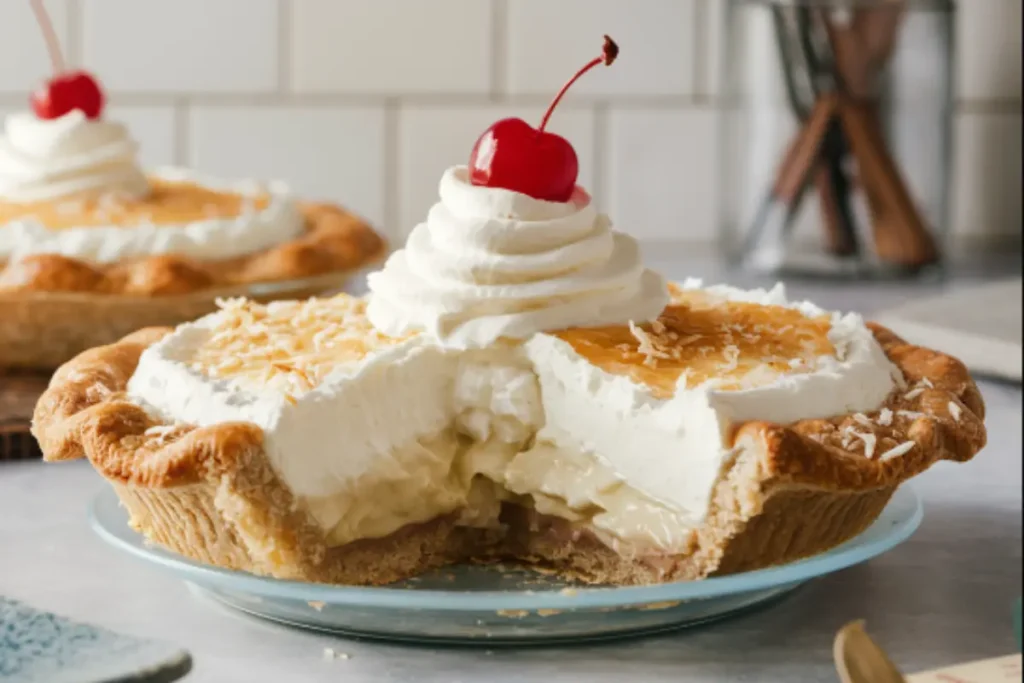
[28,0,106,120]
[469,36,619,203]
[31,71,105,120]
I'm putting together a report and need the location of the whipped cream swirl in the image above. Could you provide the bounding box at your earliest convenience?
[0,110,149,203]
[367,166,668,347]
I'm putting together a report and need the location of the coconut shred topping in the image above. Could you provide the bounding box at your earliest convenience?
[366,166,669,348]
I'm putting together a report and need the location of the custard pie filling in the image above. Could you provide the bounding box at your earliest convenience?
[127,281,902,556]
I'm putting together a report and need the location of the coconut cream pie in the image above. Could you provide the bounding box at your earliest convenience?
[0,3,384,368]
[34,37,986,586]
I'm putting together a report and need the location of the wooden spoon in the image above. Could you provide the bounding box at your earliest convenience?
[834,620,908,683]
[823,13,939,268]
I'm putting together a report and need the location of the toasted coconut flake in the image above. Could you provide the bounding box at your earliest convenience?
[840,426,876,458]
[143,424,180,445]
[853,431,877,459]
[948,401,962,422]
[629,320,673,367]
[187,294,409,397]
[719,345,740,373]
[853,413,874,428]
[879,441,915,461]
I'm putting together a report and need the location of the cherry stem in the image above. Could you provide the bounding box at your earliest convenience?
[30,0,65,74]
[538,35,619,134]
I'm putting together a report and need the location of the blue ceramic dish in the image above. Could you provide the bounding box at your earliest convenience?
[0,596,190,683]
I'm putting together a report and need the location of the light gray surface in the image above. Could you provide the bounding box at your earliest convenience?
[874,279,1023,381]
[1,270,1021,683]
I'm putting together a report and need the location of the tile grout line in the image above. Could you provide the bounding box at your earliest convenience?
[0,92,729,108]
[956,100,1024,114]
[0,91,1015,114]
[691,0,708,103]
[276,0,291,94]
[383,99,400,239]
[489,0,508,102]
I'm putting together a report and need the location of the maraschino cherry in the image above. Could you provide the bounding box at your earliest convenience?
[28,0,105,120]
[469,35,619,203]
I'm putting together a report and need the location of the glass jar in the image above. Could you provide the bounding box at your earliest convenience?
[718,0,955,279]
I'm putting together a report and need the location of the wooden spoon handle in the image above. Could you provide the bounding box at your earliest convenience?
[773,95,838,204]
[837,98,939,267]
[835,621,908,683]
[853,3,906,74]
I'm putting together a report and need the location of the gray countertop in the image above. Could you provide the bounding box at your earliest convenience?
[1,268,1021,683]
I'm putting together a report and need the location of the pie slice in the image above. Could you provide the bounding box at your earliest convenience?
[33,281,986,585]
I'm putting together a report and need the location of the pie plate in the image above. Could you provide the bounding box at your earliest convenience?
[89,485,922,645]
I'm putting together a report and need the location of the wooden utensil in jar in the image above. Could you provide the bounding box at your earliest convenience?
[824,7,940,268]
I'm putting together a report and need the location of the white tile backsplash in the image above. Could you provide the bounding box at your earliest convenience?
[398,105,595,237]
[953,112,1023,238]
[957,0,1023,101]
[606,108,719,241]
[506,0,697,97]
[187,106,386,226]
[81,0,279,93]
[105,105,178,169]
[699,0,726,98]
[0,0,1018,246]
[0,0,70,94]
[290,0,492,94]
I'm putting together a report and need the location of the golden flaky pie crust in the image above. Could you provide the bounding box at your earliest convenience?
[0,203,386,369]
[33,321,986,586]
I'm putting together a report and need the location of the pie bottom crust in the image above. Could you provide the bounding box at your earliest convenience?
[0,271,357,370]
[34,325,986,586]
[111,478,894,586]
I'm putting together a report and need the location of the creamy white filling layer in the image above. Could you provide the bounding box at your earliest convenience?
[522,279,902,517]
[0,167,306,264]
[127,282,901,554]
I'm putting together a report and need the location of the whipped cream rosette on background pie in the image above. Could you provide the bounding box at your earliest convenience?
[0,2,385,369]
[36,36,986,588]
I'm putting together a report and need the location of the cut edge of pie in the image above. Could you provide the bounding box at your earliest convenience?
[32,319,986,586]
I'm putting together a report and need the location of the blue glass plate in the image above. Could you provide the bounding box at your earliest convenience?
[89,486,922,644]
